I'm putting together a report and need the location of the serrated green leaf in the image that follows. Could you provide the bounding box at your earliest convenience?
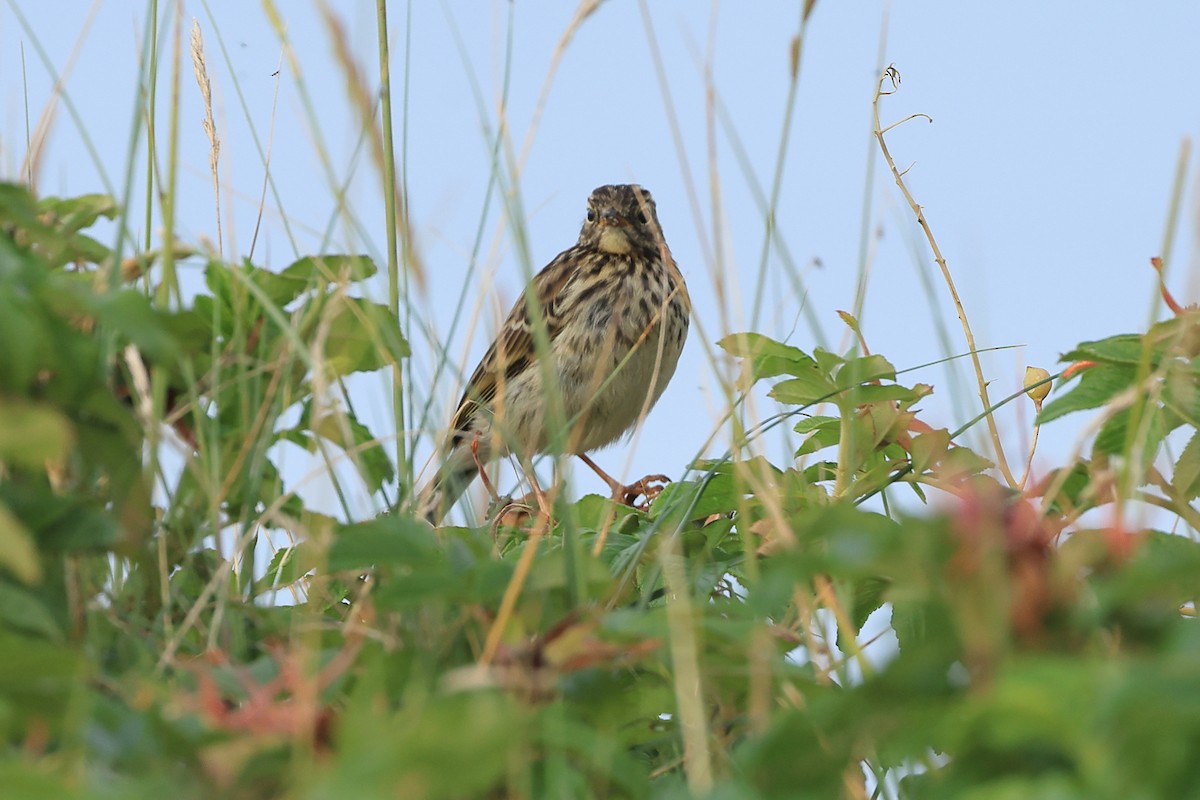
[1172,430,1200,501]
[1038,364,1137,424]
[1161,365,1200,428]
[796,421,841,457]
[255,544,315,595]
[844,383,920,404]
[296,399,396,493]
[650,473,741,522]
[717,332,816,381]
[769,372,836,406]
[835,354,896,387]
[323,297,409,375]
[793,415,839,434]
[1061,333,1145,365]
[909,429,950,476]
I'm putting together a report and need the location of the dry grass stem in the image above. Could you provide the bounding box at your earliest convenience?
[189,19,222,257]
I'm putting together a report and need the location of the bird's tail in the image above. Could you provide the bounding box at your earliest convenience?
[416,459,479,525]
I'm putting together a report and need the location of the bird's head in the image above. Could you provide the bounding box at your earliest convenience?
[578,184,664,257]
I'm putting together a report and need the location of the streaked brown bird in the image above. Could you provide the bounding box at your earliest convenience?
[417,184,690,524]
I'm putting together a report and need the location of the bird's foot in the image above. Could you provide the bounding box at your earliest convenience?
[491,482,555,533]
[616,474,670,511]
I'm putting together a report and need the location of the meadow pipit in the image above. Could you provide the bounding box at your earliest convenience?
[418,184,690,523]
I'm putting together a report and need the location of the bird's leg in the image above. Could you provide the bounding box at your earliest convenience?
[576,453,670,510]
[470,434,499,503]
[494,461,555,530]
[524,468,553,520]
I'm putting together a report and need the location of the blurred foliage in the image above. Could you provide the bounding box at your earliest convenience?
[1,183,1199,800]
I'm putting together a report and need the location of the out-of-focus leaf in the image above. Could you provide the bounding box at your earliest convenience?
[0,399,72,469]
[292,399,396,493]
[327,516,440,573]
[0,295,48,393]
[0,502,40,584]
[37,192,118,232]
[90,289,180,362]
[319,689,526,799]
[0,630,82,716]
[38,502,120,552]
[1094,405,1166,461]
[322,297,409,375]
[0,579,60,639]
[254,545,313,596]
[282,254,377,283]
[0,183,42,231]
[0,763,81,800]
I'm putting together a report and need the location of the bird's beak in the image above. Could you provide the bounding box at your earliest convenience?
[599,207,628,227]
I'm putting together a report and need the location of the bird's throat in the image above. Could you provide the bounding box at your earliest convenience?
[597,228,633,254]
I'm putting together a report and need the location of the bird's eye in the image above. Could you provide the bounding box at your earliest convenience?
[586,209,597,222]
[635,210,648,224]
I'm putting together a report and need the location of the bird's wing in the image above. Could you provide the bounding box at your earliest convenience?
[446,246,587,439]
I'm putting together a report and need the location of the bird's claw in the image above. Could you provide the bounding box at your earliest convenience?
[619,474,671,510]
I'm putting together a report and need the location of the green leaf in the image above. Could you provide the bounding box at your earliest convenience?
[795,418,841,457]
[283,253,377,283]
[0,398,72,469]
[1173,429,1200,501]
[1061,333,1145,365]
[650,473,741,522]
[242,255,379,310]
[0,294,49,393]
[793,414,838,433]
[0,182,42,231]
[1094,405,1166,463]
[38,501,120,552]
[37,192,118,233]
[90,289,180,362]
[844,383,920,404]
[0,501,41,584]
[254,545,314,596]
[717,332,817,381]
[909,429,951,476]
[328,516,440,572]
[768,372,836,406]
[0,578,61,639]
[1038,364,1136,425]
[939,445,994,480]
[1161,365,1200,428]
[835,353,897,388]
[323,297,410,375]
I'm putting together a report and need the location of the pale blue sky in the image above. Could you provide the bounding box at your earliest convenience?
[5,2,1198,521]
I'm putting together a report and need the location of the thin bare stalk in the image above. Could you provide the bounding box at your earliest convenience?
[374,0,409,489]
[661,528,714,793]
[872,66,1017,486]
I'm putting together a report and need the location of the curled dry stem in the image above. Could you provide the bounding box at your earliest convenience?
[872,66,1017,487]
